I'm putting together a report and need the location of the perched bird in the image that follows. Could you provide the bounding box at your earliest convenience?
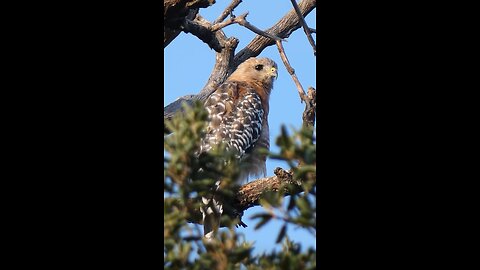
[198,57,278,240]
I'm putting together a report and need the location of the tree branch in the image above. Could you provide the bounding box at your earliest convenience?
[210,12,249,32]
[211,12,283,41]
[185,167,308,227]
[289,0,316,56]
[182,14,224,52]
[164,0,216,48]
[275,39,315,129]
[275,40,308,103]
[213,0,243,24]
[233,0,316,67]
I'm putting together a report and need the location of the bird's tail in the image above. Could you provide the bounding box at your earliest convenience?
[200,180,223,241]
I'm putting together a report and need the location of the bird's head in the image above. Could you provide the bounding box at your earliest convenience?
[228,57,278,87]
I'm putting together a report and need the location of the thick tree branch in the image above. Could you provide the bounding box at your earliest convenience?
[182,14,224,52]
[185,167,308,226]
[164,9,198,48]
[164,0,215,48]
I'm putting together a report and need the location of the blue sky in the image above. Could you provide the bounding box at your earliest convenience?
[164,0,316,255]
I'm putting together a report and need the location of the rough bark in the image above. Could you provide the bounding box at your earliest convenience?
[303,87,316,129]
[186,167,309,226]
[164,0,215,48]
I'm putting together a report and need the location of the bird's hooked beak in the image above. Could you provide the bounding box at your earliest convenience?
[270,67,278,80]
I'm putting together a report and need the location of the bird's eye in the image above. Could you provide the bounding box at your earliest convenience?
[254,64,264,70]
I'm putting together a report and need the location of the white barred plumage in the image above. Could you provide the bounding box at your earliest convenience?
[199,57,278,240]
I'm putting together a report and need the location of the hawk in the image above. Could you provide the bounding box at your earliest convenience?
[198,57,278,240]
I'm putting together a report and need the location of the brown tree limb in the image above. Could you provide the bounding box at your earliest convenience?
[164,9,198,48]
[164,0,216,48]
[185,167,307,226]
[182,14,224,52]
[289,0,316,56]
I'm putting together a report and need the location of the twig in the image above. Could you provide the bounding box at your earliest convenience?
[275,40,308,103]
[289,0,316,56]
[211,12,283,41]
[213,0,243,24]
[308,27,316,33]
[210,12,249,32]
[237,16,284,41]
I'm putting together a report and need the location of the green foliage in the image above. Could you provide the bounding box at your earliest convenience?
[164,102,316,269]
[255,238,317,270]
[250,124,317,238]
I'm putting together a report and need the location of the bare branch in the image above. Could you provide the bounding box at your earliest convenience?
[233,0,316,67]
[182,15,224,52]
[210,12,249,32]
[211,12,283,41]
[308,27,316,33]
[275,40,308,103]
[289,0,316,56]
[213,0,243,24]
[237,16,284,41]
